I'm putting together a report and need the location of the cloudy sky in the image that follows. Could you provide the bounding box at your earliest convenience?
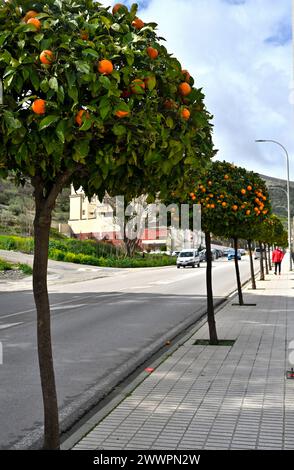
[103,0,293,180]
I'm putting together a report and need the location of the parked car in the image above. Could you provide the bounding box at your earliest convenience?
[239,248,246,256]
[177,249,201,268]
[254,247,261,259]
[227,249,241,261]
[223,248,231,256]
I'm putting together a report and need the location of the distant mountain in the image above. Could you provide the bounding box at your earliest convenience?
[260,174,294,220]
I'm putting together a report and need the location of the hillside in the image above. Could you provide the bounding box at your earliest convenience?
[0,177,70,236]
[0,173,292,236]
[260,174,294,220]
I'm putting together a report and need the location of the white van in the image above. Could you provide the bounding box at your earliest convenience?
[176,249,201,268]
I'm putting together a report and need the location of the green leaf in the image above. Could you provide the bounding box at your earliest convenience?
[65,69,76,88]
[100,16,112,29]
[39,115,60,131]
[113,124,126,136]
[55,120,68,143]
[15,143,28,165]
[49,77,58,92]
[166,116,174,128]
[99,75,111,90]
[30,68,39,91]
[75,61,91,74]
[99,96,111,120]
[73,139,90,162]
[68,85,78,103]
[3,111,22,133]
[40,78,49,93]
[82,48,99,58]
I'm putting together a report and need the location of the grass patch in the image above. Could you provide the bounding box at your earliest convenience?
[18,263,33,275]
[0,258,13,271]
[0,257,32,275]
[194,339,236,346]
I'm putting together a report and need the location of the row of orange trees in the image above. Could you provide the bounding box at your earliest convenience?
[0,0,286,450]
[171,161,287,345]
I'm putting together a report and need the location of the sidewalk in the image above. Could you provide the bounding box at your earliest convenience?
[71,266,294,450]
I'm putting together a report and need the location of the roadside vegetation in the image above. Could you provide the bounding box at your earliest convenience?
[0,235,176,268]
[0,257,33,275]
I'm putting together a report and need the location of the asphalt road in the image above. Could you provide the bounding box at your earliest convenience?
[0,255,257,449]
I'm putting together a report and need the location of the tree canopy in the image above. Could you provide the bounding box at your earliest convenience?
[0,0,215,201]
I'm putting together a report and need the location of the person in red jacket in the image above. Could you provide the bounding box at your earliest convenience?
[272,246,284,275]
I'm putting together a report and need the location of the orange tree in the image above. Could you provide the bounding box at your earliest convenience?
[0,0,214,448]
[189,161,271,343]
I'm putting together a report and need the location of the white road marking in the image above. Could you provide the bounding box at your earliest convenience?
[50,304,87,311]
[0,322,23,330]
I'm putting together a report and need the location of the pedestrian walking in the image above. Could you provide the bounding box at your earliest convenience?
[272,246,284,275]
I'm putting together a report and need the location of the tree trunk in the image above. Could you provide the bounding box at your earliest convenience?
[33,186,60,449]
[234,237,244,305]
[264,243,269,275]
[259,241,265,281]
[248,239,256,290]
[268,244,272,271]
[205,231,218,345]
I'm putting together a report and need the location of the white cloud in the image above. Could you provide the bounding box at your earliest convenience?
[105,0,293,179]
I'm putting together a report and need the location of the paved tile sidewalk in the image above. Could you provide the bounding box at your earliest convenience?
[73,268,294,450]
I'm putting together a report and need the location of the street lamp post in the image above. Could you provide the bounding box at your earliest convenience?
[255,139,292,271]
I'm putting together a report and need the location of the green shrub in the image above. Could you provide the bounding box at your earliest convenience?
[17,263,33,275]
[0,258,13,271]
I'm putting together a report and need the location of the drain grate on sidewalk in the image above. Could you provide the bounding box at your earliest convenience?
[193,339,236,346]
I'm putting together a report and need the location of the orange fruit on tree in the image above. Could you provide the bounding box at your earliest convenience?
[146,47,159,59]
[164,99,176,110]
[132,17,144,29]
[75,109,90,126]
[27,18,41,30]
[224,174,229,180]
[178,82,192,96]
[208,181,212,186]
[192,195,196,201]
[98,59,113,75]
[23,10,38,22]
[115,109,129,118]
[181,108,190,120]
[247,185,252,191]
[232,205,238,211]
[241,189,246,195]
[181,70,191,82]
[32,99,46,115]
[40,50,54,65]
[210,204,215,209]
[263,210,268,215]
[201,187,206,193]
[190,192,195,198]
[254,207,259,212]
[222,202,227,207]
[112,3,125,14]
[246,210,251,215]
[130,79,145,94]
[206,204,211,209]
[80,30,89,40]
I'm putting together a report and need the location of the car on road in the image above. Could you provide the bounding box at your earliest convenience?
[239,248,246,256]
[177,249,201,268]
[227,249,241,261]
[254,248,260,259]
